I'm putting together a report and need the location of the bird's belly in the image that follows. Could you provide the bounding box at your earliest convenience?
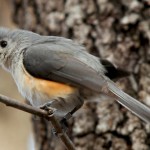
[13,66,82,118]
[20,70,77,107]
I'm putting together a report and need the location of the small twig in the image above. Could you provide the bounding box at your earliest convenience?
[48,114,76,150]
[0,94,75,150]
[0,94,48,117]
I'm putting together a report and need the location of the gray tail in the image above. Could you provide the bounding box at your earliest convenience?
[107,80,150,123]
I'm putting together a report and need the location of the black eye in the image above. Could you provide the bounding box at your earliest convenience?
[0,40,7,48]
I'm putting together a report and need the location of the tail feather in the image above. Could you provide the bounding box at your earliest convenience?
[107,80,150,123]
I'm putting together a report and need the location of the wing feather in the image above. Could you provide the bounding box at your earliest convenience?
[23,44,106,92]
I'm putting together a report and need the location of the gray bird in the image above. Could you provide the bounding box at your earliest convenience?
[0,27,150,124]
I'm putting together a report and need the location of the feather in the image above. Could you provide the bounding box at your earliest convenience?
[107,80,150,123]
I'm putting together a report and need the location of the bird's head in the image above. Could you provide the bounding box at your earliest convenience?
[0,27,40,70]
[0,28,17,69]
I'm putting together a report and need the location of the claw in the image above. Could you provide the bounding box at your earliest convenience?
[40,102,52,110]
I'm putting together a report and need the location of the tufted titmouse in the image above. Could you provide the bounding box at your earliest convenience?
[0,27,150,123]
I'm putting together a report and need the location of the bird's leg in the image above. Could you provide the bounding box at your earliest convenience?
[40,102,70,135]
[40,97,84,134]
[60,99,84,130]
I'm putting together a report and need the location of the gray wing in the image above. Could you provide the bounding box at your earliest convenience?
[23,43,150,123]
[23,44,106,92]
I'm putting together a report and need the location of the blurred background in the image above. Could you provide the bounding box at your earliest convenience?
[0,0,150,150]
[0,0,32,150]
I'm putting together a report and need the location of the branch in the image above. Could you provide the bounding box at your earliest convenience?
[0,94,75,150]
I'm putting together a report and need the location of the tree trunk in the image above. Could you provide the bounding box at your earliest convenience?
[12,0,150,149]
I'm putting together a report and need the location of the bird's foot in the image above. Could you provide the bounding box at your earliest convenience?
[40,102,53,111]
[40,103,72,135]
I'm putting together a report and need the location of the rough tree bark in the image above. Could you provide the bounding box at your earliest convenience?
[12,0,150,150]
